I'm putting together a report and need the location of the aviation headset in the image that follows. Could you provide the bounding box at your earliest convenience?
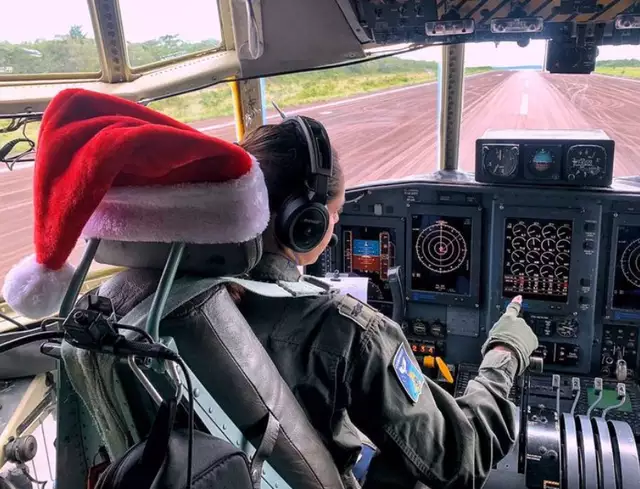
[272,103,335,253]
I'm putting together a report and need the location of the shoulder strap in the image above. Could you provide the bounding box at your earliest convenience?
[119,276,328,328]
[62,274,327,460]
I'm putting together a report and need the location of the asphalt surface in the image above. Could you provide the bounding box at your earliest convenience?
[1,70,640,289]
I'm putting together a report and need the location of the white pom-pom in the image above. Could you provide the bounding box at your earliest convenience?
[2,254,75,319]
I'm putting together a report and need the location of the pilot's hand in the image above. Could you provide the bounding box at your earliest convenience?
[481,295,539,376]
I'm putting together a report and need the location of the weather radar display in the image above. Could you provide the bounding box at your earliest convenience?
[612,225,640,310]
[411,215,472,296]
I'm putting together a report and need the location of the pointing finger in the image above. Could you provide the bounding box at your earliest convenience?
[505,295,522,317]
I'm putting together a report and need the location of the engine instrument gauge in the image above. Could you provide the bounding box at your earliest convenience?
[481,144,519,178]
[566,145,607,181]
[503,218,573,302]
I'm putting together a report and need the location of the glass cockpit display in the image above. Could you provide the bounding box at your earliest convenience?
[342,226,395,303]
[612,225,640,310]
[502,218,572,302]
[411,215,472,296]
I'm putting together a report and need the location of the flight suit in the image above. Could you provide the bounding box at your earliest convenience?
[239,252,522,489]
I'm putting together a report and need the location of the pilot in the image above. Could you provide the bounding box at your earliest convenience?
[229,118,540,488]
[1,89,539,489]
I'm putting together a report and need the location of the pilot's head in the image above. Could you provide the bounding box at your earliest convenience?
[239,118,345,265]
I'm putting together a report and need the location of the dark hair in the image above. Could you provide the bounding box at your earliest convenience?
[238,119,343,211]
[226,119,343,303]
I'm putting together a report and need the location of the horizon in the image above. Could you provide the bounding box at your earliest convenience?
[2,0,638,68]
[400,40,639,66]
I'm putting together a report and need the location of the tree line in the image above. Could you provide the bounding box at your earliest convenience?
[0,26,219,74]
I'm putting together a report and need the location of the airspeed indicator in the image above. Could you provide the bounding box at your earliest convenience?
[482,144,519,178]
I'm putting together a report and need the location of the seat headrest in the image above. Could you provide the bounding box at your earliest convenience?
[93,238,263,277]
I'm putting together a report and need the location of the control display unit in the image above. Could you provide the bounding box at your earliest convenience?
[502,218,572,303]
[342,225,396,303]
[411,214,472,296]
[611,225,640,311]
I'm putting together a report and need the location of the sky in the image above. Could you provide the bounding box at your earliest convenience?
[2,0,222,43]
[2,0,638,66]
[400,40,640,66]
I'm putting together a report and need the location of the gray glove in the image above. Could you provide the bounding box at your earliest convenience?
[481,295,539,375]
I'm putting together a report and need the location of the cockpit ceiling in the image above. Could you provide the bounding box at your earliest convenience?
[1,0,639,113]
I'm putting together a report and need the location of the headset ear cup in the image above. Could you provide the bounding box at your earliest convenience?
[274,194,301,249]
[276,196,329,253]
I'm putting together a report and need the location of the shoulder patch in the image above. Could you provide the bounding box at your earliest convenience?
[392,343,425,404]
[336,294,378,330]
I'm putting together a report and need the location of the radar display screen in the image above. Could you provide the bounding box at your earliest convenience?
[411,215,472,296]
[502,218,572,302]
[612,225,640,310]
[342,226,396,303]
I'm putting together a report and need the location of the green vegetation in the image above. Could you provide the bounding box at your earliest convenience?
[0,27,495,149]
[0,26,219,74]
[150,59,441,123]
[595,59,640,79]
[465,66,493,75]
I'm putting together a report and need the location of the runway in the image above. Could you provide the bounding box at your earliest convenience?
[2,70,640,290]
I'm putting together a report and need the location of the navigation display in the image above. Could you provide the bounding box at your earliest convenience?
[342,226,396,303]
[411,215,472,296]
[502,218,572,302]
[612,225,640,310]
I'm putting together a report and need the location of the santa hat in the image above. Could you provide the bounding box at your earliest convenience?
[2,88,269,319]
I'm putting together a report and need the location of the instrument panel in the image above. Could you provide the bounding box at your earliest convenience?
[476,129,615,187]
[309,174,640,380]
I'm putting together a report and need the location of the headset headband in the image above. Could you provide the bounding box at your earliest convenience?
[272,102,332,205]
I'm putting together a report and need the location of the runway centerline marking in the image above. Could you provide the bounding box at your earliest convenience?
[520,94,529,116]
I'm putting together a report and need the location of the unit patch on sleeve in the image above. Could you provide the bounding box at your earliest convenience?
[392,343,425,404]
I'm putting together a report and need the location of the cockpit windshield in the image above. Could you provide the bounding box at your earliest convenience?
[0,3,639,295]
[445,41,640,176]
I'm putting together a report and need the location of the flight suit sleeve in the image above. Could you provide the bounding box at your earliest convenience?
[341,299,519,489]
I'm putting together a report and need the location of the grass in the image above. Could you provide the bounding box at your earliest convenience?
[0,70,439,147]
[149,71,438,124]
[595,66,640,79]
[0,66,499,148]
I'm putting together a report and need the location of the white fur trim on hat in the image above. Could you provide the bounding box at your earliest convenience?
[82,159,270,244]
[2,254,75,319]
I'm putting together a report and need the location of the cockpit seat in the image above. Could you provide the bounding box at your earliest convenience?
[89,237,351,489]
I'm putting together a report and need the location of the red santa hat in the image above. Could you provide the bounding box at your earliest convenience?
[2,88,269,319]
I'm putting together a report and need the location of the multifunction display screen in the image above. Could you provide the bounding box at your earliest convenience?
[411,215,473,296]
[342,226,396,303]
[612,225,640,310]
[502,218,572,302]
